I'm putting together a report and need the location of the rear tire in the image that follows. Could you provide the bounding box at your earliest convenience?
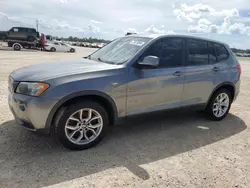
[13,44,21,51]
[50,47,56,52]
[70,48,75,53]
[206,88,232,121]
[54,101,109,150]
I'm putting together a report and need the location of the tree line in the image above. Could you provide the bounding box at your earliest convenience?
[231,48,250,54]
[53,36,250,52]
[54,36,111,43]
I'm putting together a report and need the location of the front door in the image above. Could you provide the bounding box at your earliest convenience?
[126,38,186,116]
[8,27,22,40]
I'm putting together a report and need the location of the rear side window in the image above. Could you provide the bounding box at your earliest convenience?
[187,39,209,66]
[214,43,229,61]
[19,28,27,32]
[208,43,217,64]
[28,28,36,33]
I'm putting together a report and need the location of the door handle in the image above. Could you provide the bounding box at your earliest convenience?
[173,71,183,76]
[212,67,220,72]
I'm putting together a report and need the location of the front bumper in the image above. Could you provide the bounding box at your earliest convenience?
[8,92,58,135]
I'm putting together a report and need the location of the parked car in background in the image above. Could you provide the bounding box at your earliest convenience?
[97,43,105,48]
[44,41,75,52]
[0,27,39,42]
[91,43,98,48]
[8,34,241,150]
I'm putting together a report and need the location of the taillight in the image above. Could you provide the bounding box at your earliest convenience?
[237,64,242,76]
[44,45,49,47]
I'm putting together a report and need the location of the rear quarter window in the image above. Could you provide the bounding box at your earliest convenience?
[214,43,229,61]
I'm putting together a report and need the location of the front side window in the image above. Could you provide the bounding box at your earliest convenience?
[13,28,19,32]
[161,38,183,67]
[141,38,184,68]
[90,37,151,65]
[214,43,229,61]
[187,39,209,66]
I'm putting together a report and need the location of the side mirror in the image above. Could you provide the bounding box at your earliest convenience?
[138,56,159,68]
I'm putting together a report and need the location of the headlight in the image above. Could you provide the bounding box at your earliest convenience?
[16,82,49,96]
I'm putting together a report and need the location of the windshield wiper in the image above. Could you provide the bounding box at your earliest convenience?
[84,55,91,59]
[97,57,117,65]
[97,57,104,62]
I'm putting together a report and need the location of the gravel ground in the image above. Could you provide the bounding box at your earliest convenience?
[0,48,249,188]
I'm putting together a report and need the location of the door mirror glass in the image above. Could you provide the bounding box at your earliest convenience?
[138,56,159,68]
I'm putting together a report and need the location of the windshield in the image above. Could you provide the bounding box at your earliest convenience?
[89,37,151,65]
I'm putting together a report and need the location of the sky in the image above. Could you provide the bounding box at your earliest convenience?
[0,0,250,48]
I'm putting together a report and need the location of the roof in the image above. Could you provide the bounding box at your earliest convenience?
[128,33,228,46]
[11,27,36,30]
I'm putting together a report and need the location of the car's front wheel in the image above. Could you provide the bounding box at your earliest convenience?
[206,88,232,121]
[70,48,75,53]
[54,101,109,150]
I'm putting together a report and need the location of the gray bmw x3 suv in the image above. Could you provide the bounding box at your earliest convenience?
[8,34,241,150]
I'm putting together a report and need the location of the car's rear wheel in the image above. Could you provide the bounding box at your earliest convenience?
[13,44,21,51]
[70,48,75,53]
[50,47,56,52]
[206,88,232,121]
[54,101,109,150]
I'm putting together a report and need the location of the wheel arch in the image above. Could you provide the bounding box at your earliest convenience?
[45,90,118,133]
[207,82,235,105]
[12,43,22,50]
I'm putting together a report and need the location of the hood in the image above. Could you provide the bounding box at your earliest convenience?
[10,58,121,81]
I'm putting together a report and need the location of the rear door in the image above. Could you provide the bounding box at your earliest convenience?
[127,37,186,116]
[182,39,214,106]
[53,42,62,51]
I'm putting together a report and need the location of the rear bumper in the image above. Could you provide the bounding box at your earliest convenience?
[8,92,58,135]
[233,80,241,102]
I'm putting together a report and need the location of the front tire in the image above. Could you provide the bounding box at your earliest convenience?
[54,101,109,150]
[70,48,75,53]
[206,88,232,121]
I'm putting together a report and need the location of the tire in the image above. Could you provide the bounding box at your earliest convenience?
[13,44,21,51]
[54,101,109,150]
[50,47,56,52]
[70,48,75,53]
[206,88,232,121]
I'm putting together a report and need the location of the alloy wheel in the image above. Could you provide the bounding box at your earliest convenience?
[64,108,103,145]
[212,93,230,118]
